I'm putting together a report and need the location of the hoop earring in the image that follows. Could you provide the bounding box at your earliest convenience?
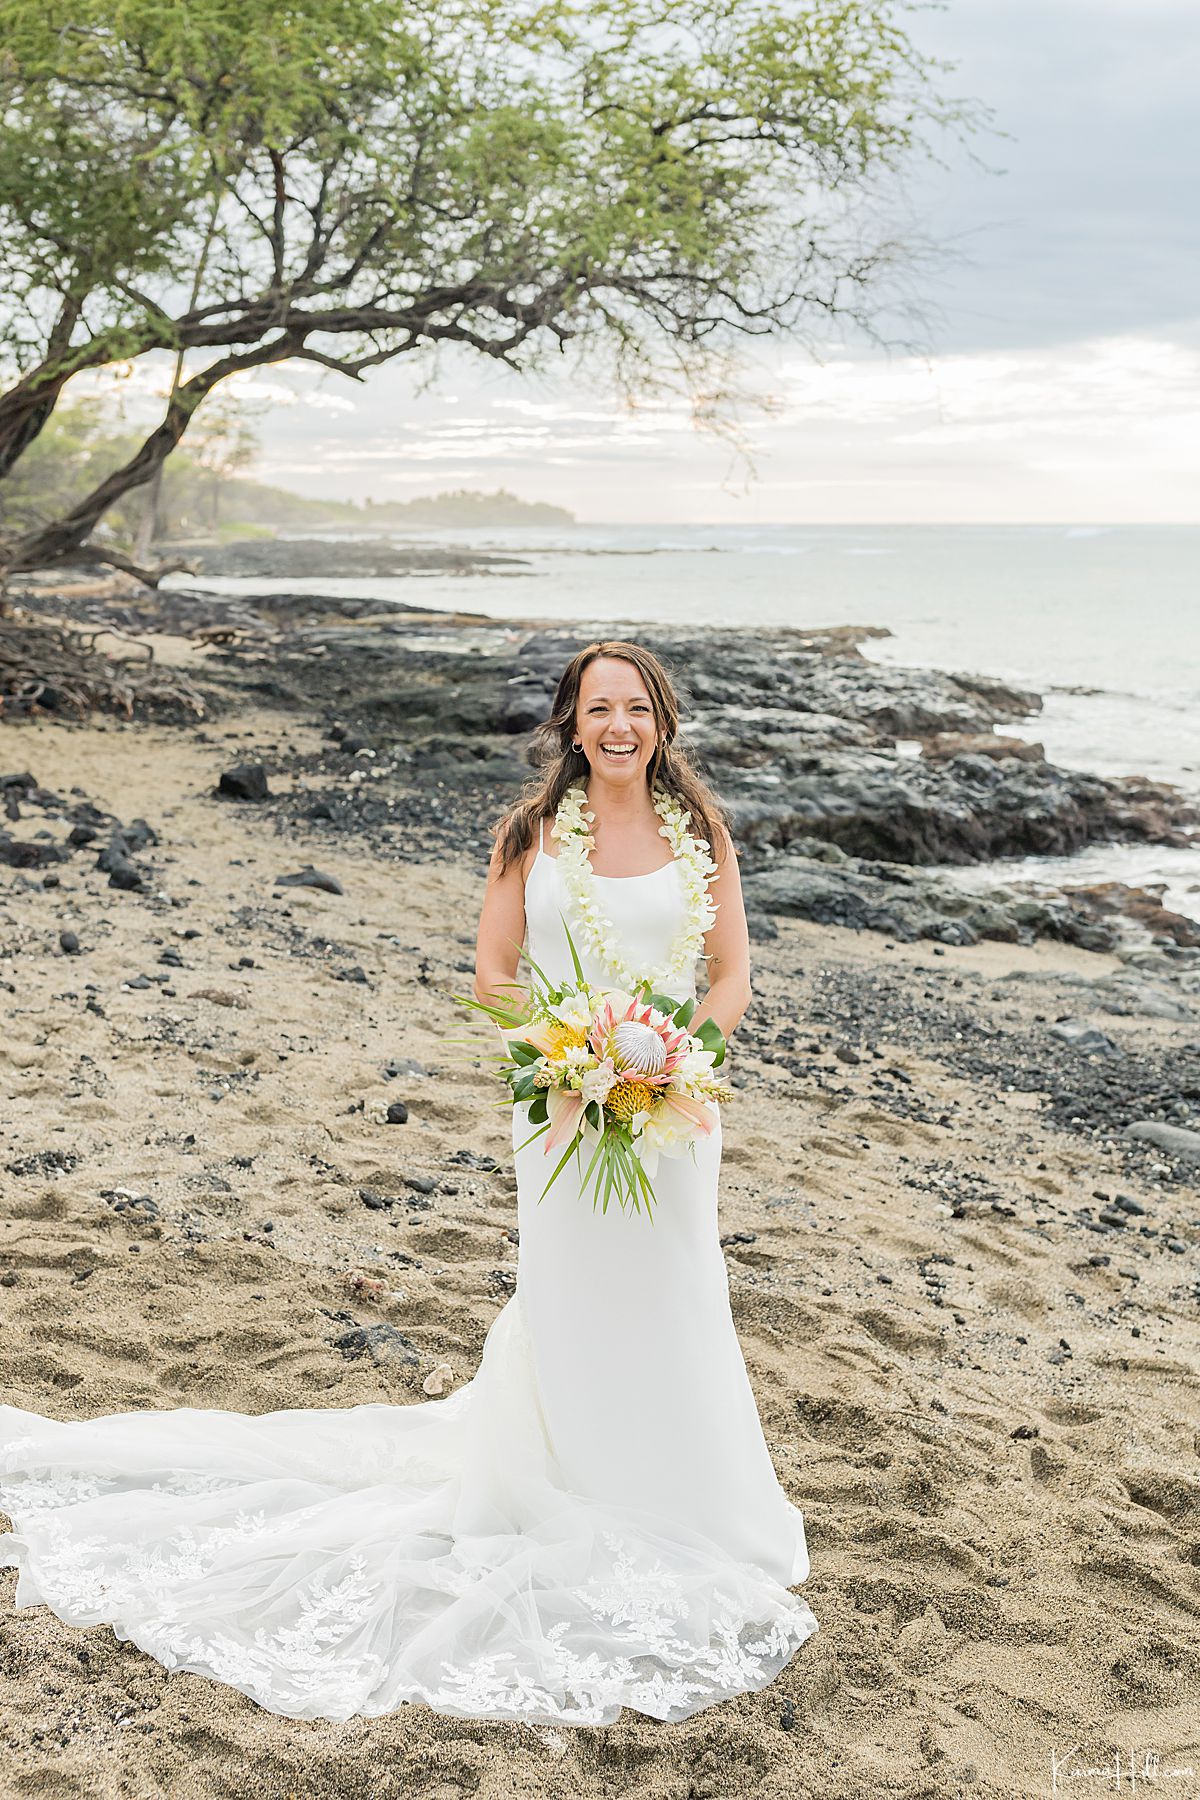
[571,739,583,753]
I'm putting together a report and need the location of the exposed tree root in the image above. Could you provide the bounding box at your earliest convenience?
[0,611,207,721]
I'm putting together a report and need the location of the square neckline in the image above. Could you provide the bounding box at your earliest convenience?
[536,816,677,882]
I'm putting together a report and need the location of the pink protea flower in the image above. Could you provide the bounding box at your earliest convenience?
[588,995,691,1090]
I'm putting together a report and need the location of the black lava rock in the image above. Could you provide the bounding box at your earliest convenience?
[217,763,271,801]
[0,836,67,869]
[449,1149,501,1172]
[403,1174,438,1196]
[333,1323,420,1366]
[275,866,345,895]
[107,858,145,891]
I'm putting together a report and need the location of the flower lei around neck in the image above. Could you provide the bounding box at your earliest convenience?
[550,784,720,993]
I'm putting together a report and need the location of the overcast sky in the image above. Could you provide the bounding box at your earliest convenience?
[133,0,1200,523]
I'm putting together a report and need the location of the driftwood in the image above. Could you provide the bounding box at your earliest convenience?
[0,611,207,720]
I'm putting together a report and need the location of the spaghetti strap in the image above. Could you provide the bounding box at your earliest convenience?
[539,815,545,856]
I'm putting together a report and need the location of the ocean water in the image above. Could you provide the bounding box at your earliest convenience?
[174,523,1200,922]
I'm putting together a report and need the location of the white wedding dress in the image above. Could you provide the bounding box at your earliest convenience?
[0,822,817,1726]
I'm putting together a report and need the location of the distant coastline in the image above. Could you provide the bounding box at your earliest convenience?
[190,481,575,534]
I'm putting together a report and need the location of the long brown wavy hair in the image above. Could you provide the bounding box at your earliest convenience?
[493,640,730,873]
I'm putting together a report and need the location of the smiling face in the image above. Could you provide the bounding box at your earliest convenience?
[575,656,660,786]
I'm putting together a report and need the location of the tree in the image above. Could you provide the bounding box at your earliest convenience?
[0,0,968,586]
[187,392,260,532]
[3,395,265,542]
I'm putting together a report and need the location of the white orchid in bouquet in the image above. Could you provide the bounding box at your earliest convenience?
[456,920,730,1219]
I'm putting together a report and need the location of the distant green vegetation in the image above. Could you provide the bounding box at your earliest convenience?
[3,400,572,540]
[359,491,573,527]
[217,484,575,532]
[1,396,260,545]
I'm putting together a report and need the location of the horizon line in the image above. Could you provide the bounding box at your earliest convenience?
[305,516,1200,529]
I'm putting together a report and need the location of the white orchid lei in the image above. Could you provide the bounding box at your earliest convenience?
[550,784,719,992]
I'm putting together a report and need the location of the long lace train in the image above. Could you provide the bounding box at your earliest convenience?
[0,1292,818,1725]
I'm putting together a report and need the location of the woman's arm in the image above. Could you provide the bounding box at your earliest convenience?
[473,833,532,1018]
[689,823,753,1040]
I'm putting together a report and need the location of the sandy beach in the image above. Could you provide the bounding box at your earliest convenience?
[1,612,1198,1800]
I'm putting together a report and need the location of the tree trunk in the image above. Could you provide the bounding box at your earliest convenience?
[133,464,165,566]
[1,330,307,580]
[0,294,87,482]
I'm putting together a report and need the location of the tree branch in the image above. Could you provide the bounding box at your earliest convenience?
[50,543,192,587]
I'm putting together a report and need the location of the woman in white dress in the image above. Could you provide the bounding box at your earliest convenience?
[0,639,817,1727]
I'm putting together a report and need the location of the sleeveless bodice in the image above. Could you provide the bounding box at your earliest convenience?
[524,821,697,1000]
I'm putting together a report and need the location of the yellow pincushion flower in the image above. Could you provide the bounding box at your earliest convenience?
[544,1023,589,1057]
[605,1080,658,1123]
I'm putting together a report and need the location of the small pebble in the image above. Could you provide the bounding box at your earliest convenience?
[346,1273,385,1302]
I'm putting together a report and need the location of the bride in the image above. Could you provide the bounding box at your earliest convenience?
[0,638,817,1726]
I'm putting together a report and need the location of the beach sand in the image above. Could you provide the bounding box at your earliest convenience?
[1,663,1198,1799]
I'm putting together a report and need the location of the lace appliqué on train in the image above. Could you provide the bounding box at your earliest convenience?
[3,1473,816,1725]
[424,1530,815,1725]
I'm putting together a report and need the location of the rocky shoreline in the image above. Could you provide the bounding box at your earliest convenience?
[164,534,537,581]
[16,572,1200,950]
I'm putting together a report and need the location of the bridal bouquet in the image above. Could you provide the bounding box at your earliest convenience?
[458,927,730,1218]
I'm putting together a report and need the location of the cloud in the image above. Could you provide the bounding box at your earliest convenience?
[898,0,1200,353]
[779,334,1200,449]
[240,320,1200,521]
[58,1,1200,523]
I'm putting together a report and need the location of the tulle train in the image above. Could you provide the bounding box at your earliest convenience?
[0,1293,817,1725]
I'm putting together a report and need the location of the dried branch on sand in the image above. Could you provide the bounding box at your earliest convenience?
[0,612,207,721]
